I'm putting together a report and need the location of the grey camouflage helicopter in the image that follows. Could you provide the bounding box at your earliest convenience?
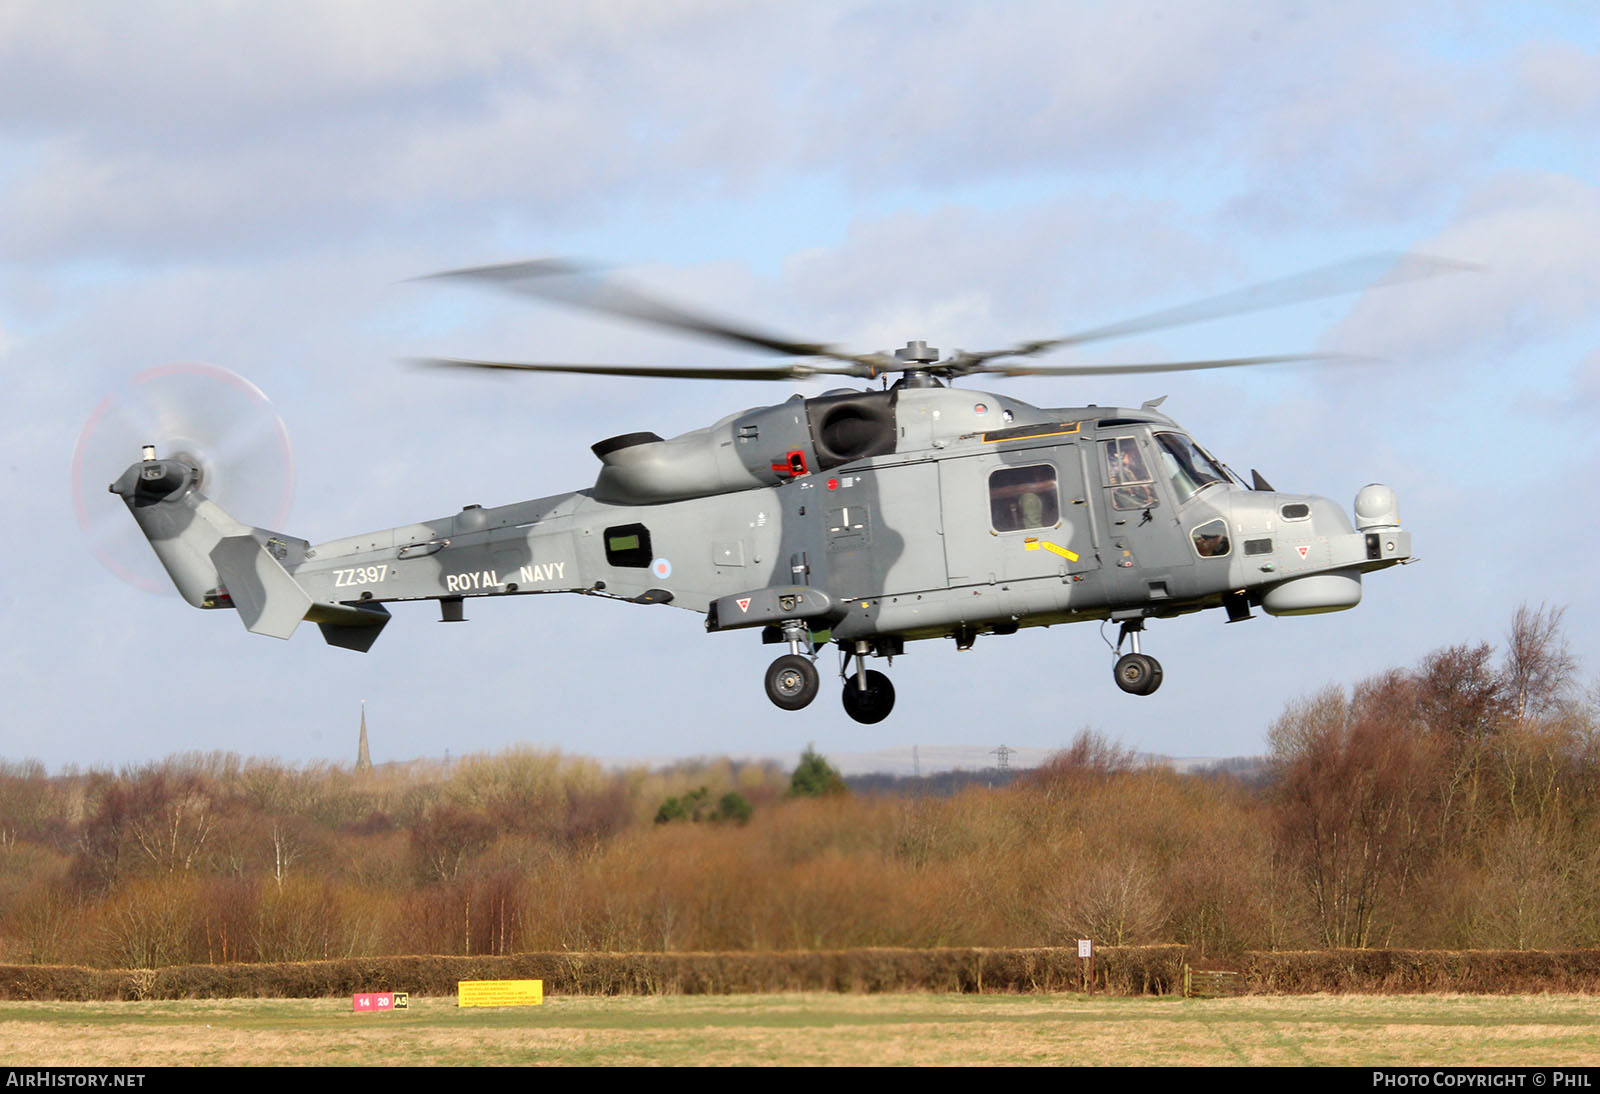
[109,255,1450,724]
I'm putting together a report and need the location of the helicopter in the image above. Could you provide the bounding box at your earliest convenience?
[106,255,1448,724]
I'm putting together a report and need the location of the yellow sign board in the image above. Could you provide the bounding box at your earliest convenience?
[457,979,544,1008]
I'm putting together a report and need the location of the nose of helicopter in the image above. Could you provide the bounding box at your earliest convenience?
[1237,483,1410,616]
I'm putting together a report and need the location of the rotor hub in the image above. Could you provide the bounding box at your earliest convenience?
[894,340,940,364]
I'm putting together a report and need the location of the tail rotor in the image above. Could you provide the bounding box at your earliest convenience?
[72,363,295,594]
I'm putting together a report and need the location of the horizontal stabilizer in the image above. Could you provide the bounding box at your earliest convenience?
[210,535,313,639]
[312,602,392,653]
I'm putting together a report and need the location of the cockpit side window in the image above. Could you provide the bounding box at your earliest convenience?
[1191,518,1231,558]
[1155,432,1228,503]
[989,464,1060,532]
[1101,437,1158,511]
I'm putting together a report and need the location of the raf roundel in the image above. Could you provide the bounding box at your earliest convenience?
[651,557,672,580]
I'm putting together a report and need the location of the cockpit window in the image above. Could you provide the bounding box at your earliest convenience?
[989,464,1060,532]
[1191,518,1231,558]
[1101,437,1158,511]
[1155,433,1228,503]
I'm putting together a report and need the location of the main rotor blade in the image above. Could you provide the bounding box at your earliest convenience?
[411,356,880,382]
[970,352,1367,378]
[962,252,1476,365]
[417,259,866,364]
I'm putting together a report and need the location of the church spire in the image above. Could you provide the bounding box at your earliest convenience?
[356,700,372,772]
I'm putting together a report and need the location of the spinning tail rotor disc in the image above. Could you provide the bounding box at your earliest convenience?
[72,363,295,595]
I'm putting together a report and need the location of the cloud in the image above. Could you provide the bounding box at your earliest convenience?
[2,1,1473,264]
[1511,40,1600,128]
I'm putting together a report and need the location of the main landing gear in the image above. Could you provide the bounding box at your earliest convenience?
[1113,618,1163,696]
[839,639,895,724]
[760,628,899,724]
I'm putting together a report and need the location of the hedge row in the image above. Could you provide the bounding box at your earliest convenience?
[1239,949,1600,994]
[0,945,1183,1000]
[7,946,1599,1001]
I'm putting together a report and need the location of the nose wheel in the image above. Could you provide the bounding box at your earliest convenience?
[763,620,823,711]
[1112,619,1164,696]
[765,654,820,711]
[1114,652,1163,695]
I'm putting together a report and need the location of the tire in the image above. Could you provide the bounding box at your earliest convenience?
[765,654,819,711]
[841,669,896,724]
[1114,653,1163,696]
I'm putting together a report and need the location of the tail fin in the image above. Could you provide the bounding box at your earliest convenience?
[111,455,311,640]
[209,533,312,638]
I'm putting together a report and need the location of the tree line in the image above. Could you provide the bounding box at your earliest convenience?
[0,605,1593,967]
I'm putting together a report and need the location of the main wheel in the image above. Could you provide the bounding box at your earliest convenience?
[765,654,820,711]
[841,669,896,724]
[1113,653,1163,696]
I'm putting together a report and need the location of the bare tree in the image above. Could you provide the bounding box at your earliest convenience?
[1505,603,1577,722]
[1269,675,1444,947]
[1413,642,1509,740]
[1058,856,1168,946]
[125,773,214,874]
[410,803,496,882]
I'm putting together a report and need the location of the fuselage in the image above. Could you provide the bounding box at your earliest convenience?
[110,380,1411,716]
[270,383,1409,646]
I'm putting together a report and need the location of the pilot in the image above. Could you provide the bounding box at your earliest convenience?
[1106,441,1148,485]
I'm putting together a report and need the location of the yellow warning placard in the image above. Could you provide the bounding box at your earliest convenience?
[457,979,544,1007]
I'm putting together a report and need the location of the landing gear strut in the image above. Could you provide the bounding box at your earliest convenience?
[764,619,820,711]
[1113,619,1164,696]
[840,639,896,724]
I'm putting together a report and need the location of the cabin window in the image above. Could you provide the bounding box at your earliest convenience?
[604,523,653,568]
[1191,518,1231,558]
[989,464,1060,532]
[1101,437,1158,511]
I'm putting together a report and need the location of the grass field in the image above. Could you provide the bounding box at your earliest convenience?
[4,993,1600,1066]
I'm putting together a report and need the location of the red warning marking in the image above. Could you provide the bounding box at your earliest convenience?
[771,450,808,477]
[736,598,752,612]
[1295,545,1310,559]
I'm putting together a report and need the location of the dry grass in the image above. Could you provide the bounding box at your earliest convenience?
[2,993,1598,1067]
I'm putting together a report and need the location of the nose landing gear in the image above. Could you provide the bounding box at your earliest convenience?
[763,619,822,711]
[765,654,820,710]
[1112,619,1164,696]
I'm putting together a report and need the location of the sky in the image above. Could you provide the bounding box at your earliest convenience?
[3,1,1598,773]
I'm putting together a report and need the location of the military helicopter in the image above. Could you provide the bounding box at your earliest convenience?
[105,255,1450,724]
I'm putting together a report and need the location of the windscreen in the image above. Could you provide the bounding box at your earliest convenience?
[1154,432,1228,503]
